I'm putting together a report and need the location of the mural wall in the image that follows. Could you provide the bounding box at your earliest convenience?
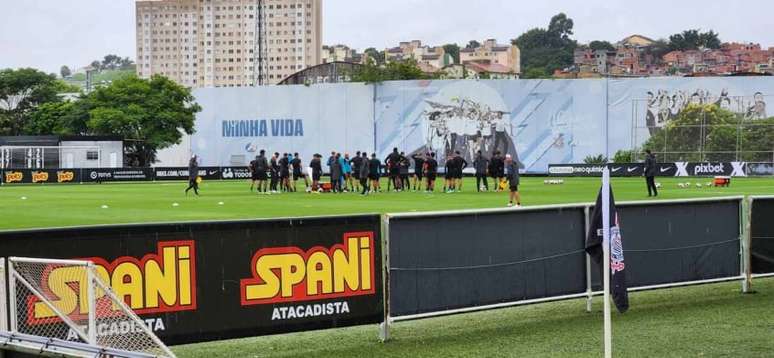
[156,77,773,172]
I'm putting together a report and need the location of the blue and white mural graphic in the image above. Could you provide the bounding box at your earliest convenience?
[375,79,607,172]
[156,77,773,172]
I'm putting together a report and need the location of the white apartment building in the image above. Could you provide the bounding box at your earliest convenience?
[385,40,452,71]
[135,0,322,87]
[459,39,521,75]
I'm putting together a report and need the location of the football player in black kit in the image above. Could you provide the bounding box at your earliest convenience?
[279,153,291,192]
[385,148,403,192]
[250,150,269,194]
[424,152,438,192]
[411,153,425,192]
[453,151,468,192]
[369,153,382,193]
[291,152,309,192]
[269,152,280,193]
[310,154,323,193]
[351,151,364,193]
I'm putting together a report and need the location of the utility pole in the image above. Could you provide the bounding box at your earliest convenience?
[254,0,269,86]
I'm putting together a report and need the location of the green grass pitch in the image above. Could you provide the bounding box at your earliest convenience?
[174,278,774,358]
[1,176,773,357]
[1,176,773,231]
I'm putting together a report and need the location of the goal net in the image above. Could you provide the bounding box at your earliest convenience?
[6,257,175,358]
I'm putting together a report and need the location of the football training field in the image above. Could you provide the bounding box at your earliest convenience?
[1,176,773,230]
[2,177,773,357]
[173,277,774,358]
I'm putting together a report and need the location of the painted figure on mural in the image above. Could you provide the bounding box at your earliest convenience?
[419,97,519,167]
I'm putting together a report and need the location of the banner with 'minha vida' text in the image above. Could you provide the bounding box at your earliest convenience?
[0,215,383,345]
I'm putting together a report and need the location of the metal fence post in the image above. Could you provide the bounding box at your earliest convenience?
[584,206,593,313]
[7,260,16,332]
[0,258,7,332]
[379,214,391,343]
[742,197,753,293]
[86,263,97,344]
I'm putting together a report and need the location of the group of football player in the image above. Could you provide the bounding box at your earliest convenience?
[244,147,521,206]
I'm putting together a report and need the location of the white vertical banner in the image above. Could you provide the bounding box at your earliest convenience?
[601,167,612,358]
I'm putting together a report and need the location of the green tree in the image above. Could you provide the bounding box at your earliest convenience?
[642,104,737,161]
[698,30,721,49]
[443,43,461,64]
[583,154,608,164]
[25,101,76,135]
[613,150,635,163]
[52,80,82,94]
[589,40,615,51]
[363,48,385,65]
[350,58,431,84]
[0,68,61,136]
[668,29,721,50]
[89,60,102,72]
[741,117,774,162]
[522,67,549,79]
[83,75,201,166]
[60,65,72,78]
[547,13,574,42]
[643,39,671,64]
[466,40,481,49]
[513,13,577,77]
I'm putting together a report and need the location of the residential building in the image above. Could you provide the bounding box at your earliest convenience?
[618,34,656,48]
[135,0,322,87]
[384,40,452,70]
[572,34,774,77]
[459,39,521,75]
[321,44,362,64]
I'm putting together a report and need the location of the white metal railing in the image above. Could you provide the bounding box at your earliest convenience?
[380,196,754,341]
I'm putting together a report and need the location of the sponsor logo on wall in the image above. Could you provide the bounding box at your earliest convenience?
[5,171,23,183]
[31,171,49,183]
[222,119,305,138]
[57,171,75,183]
[221,167,252,180]
[549,162,751,177]
[240,232,375,307]
[154,168,221,181]
[24,241,196,338]
[0,216,383,344]
[747,163,774,176]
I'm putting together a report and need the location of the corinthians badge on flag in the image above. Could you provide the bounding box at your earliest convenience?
[586,184,630,313]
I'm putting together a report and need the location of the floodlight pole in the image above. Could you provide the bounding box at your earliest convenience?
[602,167,612,358]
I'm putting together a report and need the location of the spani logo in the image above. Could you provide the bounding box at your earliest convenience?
[28,241,197,325]
[245,143,257,153]
[240,232,375,305]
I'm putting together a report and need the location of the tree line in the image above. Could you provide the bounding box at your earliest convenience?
[0,68,200,167]
[60,54,136,79]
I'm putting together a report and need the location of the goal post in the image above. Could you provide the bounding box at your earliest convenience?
[6,257,176,358]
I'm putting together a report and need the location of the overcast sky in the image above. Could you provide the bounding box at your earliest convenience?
[1,0,772,74]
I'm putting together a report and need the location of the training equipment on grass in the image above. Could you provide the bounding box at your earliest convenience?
[172,203,180,207]
[3,257,175,357]
[101,205,109,209]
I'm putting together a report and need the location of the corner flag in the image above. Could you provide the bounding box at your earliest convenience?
[586,168,629,313]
